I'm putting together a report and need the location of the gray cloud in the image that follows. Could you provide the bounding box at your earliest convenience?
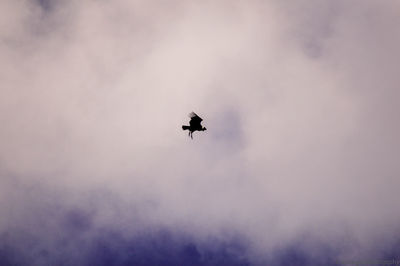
[1,0,399,263]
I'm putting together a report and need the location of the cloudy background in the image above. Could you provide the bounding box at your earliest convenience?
[1,0,399,265]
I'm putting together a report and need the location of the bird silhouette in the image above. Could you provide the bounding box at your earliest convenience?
[182,112,207,139]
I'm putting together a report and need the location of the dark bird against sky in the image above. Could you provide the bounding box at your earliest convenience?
[1,0,400,264]
[182,112,207,139]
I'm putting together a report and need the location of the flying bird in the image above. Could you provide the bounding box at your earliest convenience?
[182,112,207,139]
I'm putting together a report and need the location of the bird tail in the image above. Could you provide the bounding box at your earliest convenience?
[182,125,190,130]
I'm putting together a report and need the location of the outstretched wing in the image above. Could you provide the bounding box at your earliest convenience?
[189,112,203,127]
[189,112,203,121]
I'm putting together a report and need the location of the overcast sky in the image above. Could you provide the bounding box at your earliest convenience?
[1,0,400,265]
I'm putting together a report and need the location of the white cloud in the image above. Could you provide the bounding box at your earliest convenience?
[0,0,399,260]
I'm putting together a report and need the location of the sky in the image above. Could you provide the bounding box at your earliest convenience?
[1,0,400,265]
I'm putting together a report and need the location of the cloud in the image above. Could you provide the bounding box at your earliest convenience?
[1,0,399,264]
